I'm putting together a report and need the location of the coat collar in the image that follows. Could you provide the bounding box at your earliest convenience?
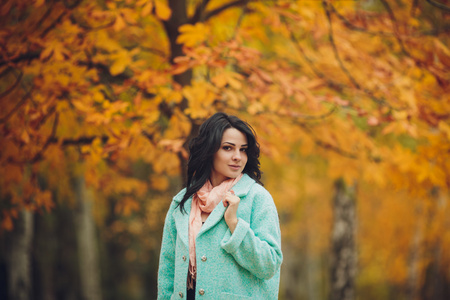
[172,173,256,247]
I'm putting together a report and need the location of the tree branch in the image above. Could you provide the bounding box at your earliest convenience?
[285,105,338,121]
[281,14,393,110]
[202,0,249,22]
[71,14,116,32]
[426,0,450,12]
[191,0,212,23]
[288,30,345,92]
[297,122,358,159]
[7,134,112,165]
[411,0,419,16]
[0,71,22,99]
[329,3,394,36]
[63,0,83,10]
[323,1,361,90]
[258,105,338,122]
[0,88,32,124]
[30,3,54,35]
[378,0,409,56]
[419,24,450,36]
[61,135,109,146]
[139,46,167,58]
[0,66,13,78]
[330,3,449,37]
[231,3,249,40]
[141,130,156,145]
[40,10,67,39]
[30,113,60,163]
[322,2,391,107]
[0,51,41,68]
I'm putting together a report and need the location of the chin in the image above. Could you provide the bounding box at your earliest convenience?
[229,172,242,178]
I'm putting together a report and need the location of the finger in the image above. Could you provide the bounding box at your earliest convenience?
[230,190,235,195]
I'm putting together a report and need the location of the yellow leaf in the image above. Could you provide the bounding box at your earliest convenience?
[120,8,138,25]
[434,40,450,68]
[211,73,227,88]
[155,0,171,21]
[115,197,140,216]
[72,99,92,113]
[153,152,179,174]
[150,175,169,191]
[110,51,131,75]
[113,14,126,31]
[212,71,243,89]
[34,0,45,8]
[224,90,242,108]
[177,23,210,47]
[21,130,30,144]
[248,102,264,115]
[110,61,125,76]
[141,2,153,17]
[182,81,216,119]
[40,46,53,61]
[438,121,450,138]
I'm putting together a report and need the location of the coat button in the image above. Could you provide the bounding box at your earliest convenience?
[199,289,205,295]
[179,291,183,298]
[201,255,207,262]
[182,255,186,261]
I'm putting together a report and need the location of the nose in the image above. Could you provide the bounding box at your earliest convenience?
[232,149,241,161]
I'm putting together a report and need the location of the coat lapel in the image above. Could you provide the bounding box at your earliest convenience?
[172,174,256,244]
[198,201,227,235]
[197,174,256,237]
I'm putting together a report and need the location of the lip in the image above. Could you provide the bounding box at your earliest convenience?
[229,165,241,170]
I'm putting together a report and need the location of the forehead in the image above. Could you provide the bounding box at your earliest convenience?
[221,128,247,144]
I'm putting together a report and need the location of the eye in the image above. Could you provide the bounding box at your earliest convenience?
[240,148,247,152]
[223,146,232,151]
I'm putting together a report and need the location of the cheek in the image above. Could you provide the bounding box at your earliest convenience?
[213,151,227,166]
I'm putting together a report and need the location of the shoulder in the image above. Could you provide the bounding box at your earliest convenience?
[246,182,275,207]
[172,187,187,203]
[248,182,272,198]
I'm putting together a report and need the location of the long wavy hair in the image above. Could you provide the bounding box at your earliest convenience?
[178,112,262,213]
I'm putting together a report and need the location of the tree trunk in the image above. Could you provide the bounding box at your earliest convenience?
[74,175,102,300]
[407,210,423,300]
[306,240,320,300]
[280,239,304,299]
[33,211,57,300]
[7,209,34,300]
[330,179,357,300]
[421,189,448,300]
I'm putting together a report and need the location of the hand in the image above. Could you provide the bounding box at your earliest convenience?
[223,190,240,233]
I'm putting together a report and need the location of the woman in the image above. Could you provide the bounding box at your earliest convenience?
[157,112,282,299]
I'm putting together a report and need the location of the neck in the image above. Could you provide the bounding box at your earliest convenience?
[210,177,227,187]
[209,171,228,187]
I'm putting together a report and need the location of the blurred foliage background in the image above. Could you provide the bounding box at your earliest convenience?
[0,0,449,299]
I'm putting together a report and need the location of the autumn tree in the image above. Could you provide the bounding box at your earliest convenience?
[1,0,449,299]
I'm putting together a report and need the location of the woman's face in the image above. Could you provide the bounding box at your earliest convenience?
[210,128,248,186]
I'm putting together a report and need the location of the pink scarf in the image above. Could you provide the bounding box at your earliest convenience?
[187,174,243,288]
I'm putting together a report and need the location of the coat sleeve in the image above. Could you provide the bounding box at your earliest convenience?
[220,187,283,280]
[157,200,177,300]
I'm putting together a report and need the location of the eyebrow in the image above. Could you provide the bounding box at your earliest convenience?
[223,142,248,147]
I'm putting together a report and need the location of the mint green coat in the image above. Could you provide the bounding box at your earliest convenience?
[157,174,283,300]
